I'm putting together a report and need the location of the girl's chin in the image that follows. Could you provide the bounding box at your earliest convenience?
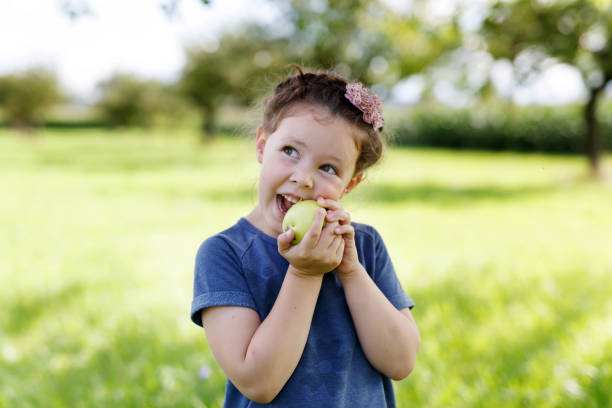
[262,207,283,236]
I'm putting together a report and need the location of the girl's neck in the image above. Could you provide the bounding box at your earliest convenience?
[245,205,280,239]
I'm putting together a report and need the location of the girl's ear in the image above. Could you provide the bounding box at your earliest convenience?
[255,126,267,163]
[342,171,364,198]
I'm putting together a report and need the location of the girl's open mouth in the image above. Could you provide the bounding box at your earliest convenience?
[277,194,301,217]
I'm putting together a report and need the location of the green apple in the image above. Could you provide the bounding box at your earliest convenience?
[282,200,326,245]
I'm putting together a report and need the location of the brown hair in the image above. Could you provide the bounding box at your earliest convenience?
[262,65,384,175]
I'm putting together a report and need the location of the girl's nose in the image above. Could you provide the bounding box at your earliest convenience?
[290,167,314,189]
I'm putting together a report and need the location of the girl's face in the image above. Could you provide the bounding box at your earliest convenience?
[247,106,364,238]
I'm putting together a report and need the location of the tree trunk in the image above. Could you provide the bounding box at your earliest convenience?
[12,119,34,136]
[584,83,606,179]
[201,108,216,143]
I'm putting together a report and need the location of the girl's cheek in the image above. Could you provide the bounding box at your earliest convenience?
[320,181,344,201]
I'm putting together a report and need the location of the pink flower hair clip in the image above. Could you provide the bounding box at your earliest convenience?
[344,82,384,131]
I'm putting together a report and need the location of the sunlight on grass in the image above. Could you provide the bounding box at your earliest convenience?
[1,129,610,407]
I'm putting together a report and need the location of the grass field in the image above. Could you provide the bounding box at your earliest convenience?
[1,128,611,407]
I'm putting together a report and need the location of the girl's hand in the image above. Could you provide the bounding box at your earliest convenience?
[278,208,345,279]
[316,197,360,280]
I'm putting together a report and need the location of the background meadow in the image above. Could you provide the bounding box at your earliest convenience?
[1,128,611,407]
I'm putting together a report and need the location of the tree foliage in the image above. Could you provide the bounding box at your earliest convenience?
[179,47,232,140]
[480,0,612,177]
[176,0,461,137]
[0,68,63,129]
[378,2,463,80]
[96,74,182,127]
[275,0,387,83]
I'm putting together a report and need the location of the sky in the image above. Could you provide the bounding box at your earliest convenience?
[0,0,599,105]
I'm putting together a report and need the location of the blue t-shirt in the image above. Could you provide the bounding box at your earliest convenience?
[191,217,415,407]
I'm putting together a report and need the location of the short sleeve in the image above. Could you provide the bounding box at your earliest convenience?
[369,227,415,310]
[190,236,257,327]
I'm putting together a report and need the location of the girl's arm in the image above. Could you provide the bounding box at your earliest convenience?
[201,211,344,403]
[319,197,420,380]
[201,267,323,403]
[338,265,420,380]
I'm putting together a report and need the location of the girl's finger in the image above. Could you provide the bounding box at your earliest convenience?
[334,224,355,239]
[317,197,351,226]
[300,208,327,248]
[277,229,295,253]
[326,209,351,225]
[318,220,339,248]
[327,233,342,250]
[335,238,345,258]
[317,197,342,211]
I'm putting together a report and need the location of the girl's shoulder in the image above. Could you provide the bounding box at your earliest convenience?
[351,221,385,245]
[351,222,396,268]
[352,221,377,236]
[196,217,278,263]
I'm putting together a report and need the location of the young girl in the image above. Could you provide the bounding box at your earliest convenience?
[191,66,420,407]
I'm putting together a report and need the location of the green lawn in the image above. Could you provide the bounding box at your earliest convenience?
[1,128,611,407]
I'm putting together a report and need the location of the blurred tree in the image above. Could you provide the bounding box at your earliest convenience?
[0,69,63,130]
[214,26,290,106]
[179,25,289,141]
[379,2,463,81]
[179,48,232,141]
[481,0,612,178]
[275,0,388,84]
[260,0,467,98]
[96,74,180,127]
[196,0,459,100]
[375,1,466,104]
[177,0,466,138]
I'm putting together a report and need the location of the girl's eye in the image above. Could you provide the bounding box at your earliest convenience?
[282,146,298,158]
[320,164,338,175]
